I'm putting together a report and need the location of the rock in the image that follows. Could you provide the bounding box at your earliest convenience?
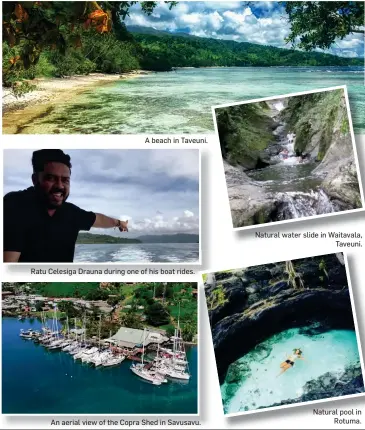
[265,364,364,408]
[212,288,354,383]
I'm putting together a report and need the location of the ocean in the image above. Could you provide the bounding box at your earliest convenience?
[8,66,364,134]
[2,317,198,414]
[73,243,199,263]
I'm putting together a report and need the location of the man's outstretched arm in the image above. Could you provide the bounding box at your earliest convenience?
[93,213,128,231]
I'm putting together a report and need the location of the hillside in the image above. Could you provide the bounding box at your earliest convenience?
[77,233,141,244]
[129,26,364,69]
[136,234,199,243]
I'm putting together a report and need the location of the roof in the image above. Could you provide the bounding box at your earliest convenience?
[105,327,168,347]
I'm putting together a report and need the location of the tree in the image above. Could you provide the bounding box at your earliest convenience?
[285,1,364,51]
[145,302,170,326]
[34,301,44,312]
[2,1,177,69]
[181,319,197,342]
[120,310,143,329]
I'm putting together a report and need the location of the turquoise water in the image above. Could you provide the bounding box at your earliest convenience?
[12,66,365,134]
[221,327,362,414]
[2,318,198,414]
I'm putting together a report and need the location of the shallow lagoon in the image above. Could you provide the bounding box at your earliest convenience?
[7,67,364,134]
[222,327,362,414]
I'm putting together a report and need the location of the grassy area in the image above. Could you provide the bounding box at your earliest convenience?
[31,282,100,298]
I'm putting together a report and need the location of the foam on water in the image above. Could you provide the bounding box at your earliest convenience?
[222,327,361,414]
[74,243,199,263]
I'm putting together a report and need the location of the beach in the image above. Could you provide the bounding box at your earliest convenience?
[2,66,364,134]
[2,71,149,134]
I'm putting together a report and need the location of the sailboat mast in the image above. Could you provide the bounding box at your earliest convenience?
[142,328,146,365]
[98,315,101,349]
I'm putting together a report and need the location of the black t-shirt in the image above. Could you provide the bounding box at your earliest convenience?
[4,187,96,263]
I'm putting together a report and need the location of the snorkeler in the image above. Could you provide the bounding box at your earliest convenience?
[277,348,305,376]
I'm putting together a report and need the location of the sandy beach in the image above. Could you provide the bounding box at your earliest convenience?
[2,71,148,134]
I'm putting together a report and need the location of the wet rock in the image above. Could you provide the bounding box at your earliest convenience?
[212,288,354,383]
[265,364,364,408]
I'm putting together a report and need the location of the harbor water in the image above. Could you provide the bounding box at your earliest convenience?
[2,318,198,414]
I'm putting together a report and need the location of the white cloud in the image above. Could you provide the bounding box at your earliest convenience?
[126,1,364,57]
[3,149,200,237]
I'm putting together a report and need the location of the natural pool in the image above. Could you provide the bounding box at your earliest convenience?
[221,327,362,414]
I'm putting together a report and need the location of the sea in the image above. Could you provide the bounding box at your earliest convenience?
[74,243,199,263]
[2,317,198,414]
[10,66,365,134]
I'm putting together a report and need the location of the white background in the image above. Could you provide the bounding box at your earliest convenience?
[1,132,365,429]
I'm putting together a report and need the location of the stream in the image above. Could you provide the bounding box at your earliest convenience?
[246,105,336,220]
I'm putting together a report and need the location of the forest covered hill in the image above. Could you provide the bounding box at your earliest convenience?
[130,26,363,69]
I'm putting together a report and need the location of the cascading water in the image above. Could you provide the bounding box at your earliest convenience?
[247,105,336,220]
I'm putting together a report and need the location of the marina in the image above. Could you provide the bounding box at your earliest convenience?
[2,317,198,414]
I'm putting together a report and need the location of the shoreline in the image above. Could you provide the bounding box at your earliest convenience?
[2,70,149,114]
[2,70,150,134]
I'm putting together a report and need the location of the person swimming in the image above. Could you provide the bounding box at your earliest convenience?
[277,348,305,376]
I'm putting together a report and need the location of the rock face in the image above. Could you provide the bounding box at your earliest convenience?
[219,89,362,227]
[204,254,353,384]
[265,364,364,408]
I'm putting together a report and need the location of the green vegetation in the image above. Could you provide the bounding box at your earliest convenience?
[76,232,141,244]
[285,2,364,51]
[206,285,228,311]
[2,2,363,97]
[216,102,274,169]
[282,89,345,159]
[29,282,100,298]
[2,1,176,92]
[22,281,197,337]
[133,31,363,68]
[285,261,305,290]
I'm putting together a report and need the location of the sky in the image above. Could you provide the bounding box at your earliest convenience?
[125,1,364,58]
[3,149,200,238]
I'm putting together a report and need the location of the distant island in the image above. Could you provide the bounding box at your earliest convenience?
[77,232,199,244]
[129,26,363,70]
[77,233,141,244]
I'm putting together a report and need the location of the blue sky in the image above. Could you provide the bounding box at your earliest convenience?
[125,1,364,58]
[3,149,200,237]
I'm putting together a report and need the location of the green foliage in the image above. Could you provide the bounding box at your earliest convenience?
[285,2,364,51]
[216,102,273,168]
[145,302,171,326]
[57,300,82,318]
[84,288,109,301]
[285,261,305,289]
[31,282,100,298]
[207,285,227,311]
[181,319,197,342]
[282,89,344,159]
[120,310,143,329]
[341,117,350,135]
[134,31,363,68]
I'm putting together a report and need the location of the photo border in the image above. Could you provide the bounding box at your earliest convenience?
[2,148,202,266]
[211,85,365,232]
[201,251,365,418]
[1,280,200,417]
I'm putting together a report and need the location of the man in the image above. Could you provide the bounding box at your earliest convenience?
[4,149,129,263]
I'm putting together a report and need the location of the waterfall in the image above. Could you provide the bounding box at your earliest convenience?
[275,189,335,220]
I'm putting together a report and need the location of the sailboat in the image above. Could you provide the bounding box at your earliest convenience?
[156,303,191,381]
[130,328,167,385]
